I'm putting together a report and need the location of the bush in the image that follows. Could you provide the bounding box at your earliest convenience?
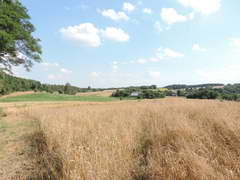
[112,89,166,99]
[186,89,219,99]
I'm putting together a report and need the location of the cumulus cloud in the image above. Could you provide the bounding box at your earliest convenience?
[101,27,129,42]
[121,48,184,65]
[161,8,193,25]
[158,48,184,58]
[60,68,72,74]
[117,48,183,67]
[143,8,152,14]
[178,0,221,15]
[100,9,129,21]
[192,44,207,52]
[230,38,240,48]
[40,61,74,78]
[136,59,147,64]
[123,2,135,12]
[60,23,101,47]
[90,72,101,78]
[154,21,163,32]
[112,65,119,72]
[149,71,161,79]
[48,74,63,80]
[60,23,130,46]
[196,65,240,83]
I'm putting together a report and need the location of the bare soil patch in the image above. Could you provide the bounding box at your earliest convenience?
[0,91,35,99]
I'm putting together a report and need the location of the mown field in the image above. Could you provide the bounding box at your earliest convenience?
[1,98,239,180]
[0,93,117,103]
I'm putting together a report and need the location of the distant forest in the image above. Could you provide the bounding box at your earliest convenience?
[0,72,101,95]
[164,84,224,90]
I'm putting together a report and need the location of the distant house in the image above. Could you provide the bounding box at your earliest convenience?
[131,92,140,97]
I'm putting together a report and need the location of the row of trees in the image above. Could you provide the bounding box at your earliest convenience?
[112,88,166,99]
[165,84,224,90]
[0,71,88,95]
[185,85,240,101]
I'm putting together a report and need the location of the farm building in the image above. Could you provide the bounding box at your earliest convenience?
[130,92,140,97]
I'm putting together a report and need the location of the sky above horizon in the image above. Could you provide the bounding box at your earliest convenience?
[15,0,240,88]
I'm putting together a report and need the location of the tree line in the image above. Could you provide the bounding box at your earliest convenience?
[165,83,224,90]
[175,85,240,101]
[0,71,101,95]
[112,87,166,99]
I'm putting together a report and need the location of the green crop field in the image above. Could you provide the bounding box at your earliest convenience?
[0,93,117,103]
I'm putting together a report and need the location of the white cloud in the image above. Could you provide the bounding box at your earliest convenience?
[189,12,195,20]
[100,9,129,21]
[149,57,162,62]
[119,48,184,66]
[143,8,152,14]
[158,48,184,58]
[60,23,130,46]
[137,59,147,64]
[230,38,240,49]
[90,72,101,78]
[60,23,101,47]
[48,74,63,80]
[161,8,187,25]
[89,70,163,88]
[60,68,72,74]
[161,8,193,25]
[101,27,129,42]
[192,44,207,52]
[149,71,161,79]
[196,65,240,83]
[154,21,163,32]
[123,2,135,12]
[112,65,119,72]
[40,62,73,76]
[178,0,221,15]
[113,61,118,65]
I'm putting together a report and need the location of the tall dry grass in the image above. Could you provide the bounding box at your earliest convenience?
[27,98,240,180]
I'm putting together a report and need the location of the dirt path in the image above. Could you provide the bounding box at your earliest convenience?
[0,105,36,180]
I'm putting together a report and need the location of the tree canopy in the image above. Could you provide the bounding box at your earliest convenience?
[0,0,41,72]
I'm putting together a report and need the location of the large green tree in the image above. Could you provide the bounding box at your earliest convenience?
[0,0,41,72]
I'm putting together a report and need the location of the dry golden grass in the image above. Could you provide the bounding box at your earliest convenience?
[76,90,114,97]
[23,98,240,180]
[3,98,240,179]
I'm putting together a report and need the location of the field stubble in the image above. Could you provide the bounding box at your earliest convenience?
[25,98,240,180]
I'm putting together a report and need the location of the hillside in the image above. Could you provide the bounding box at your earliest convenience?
[0,72,92,96]
[164,83,225,90]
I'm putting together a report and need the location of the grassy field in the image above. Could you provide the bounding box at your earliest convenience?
[0,106,38,179]
[0,93,117,102]
[1,98,240,179]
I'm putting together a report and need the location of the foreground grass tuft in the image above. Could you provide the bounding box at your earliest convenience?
[27,129,63,180]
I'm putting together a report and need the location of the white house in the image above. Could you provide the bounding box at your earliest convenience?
[131,92,140,97]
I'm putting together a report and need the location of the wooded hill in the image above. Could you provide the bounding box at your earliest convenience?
[0,71,89,95]
[165,83,224,90]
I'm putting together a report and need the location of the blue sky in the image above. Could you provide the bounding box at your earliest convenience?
[15,0,240,88]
